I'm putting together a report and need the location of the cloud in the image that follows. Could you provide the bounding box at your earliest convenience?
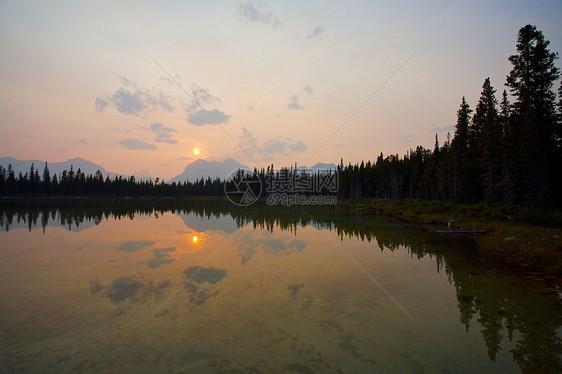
[307,26,325,39]
[184,84,230,126]
[187,109,230,126]
[239,1,281,27]
[143,122,179,144]
[95,78,173,116]
[147,247,176,269]
[78,139,87,145]
[115,240,155,252]
[95,97,109,112]
[55,148,67,153]
[429,125,455,133]
[178,156,193,161]
[287,94,304,110]
[118,138,157,150]
[287,85,313,110]
[401,134,415,142]
[238,127,307,158]
[289,140,307,153]
[187,84,222,112]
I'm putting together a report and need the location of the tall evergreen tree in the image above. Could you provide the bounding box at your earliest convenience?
[450,97,473,203]
[473,78,500,203]
[505,24,560,206]
[498,90,516,203]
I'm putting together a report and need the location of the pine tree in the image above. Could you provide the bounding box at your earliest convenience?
[450,97,473,203]
[505,24,560,206]
[473,78,500,203]
[42,162,51,194]
[498,90,516,203]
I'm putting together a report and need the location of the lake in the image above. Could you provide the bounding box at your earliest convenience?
[0,201,560,373]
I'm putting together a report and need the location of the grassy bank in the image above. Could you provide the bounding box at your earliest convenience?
[348,198,562,275]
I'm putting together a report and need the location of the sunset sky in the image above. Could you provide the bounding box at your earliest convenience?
[1,0,561,180]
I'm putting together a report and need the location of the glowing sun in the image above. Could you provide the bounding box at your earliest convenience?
[192,235,199,243]
[193,148,200,155]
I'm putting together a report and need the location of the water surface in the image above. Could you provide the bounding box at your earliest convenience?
[0,203,560,373]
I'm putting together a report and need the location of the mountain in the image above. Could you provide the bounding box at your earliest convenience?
[0,157,122,179]
[168,158,249,183]
[310,162,337,172]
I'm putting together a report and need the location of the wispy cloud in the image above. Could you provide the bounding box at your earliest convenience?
[95,78,173,116]
[238,127,307,160]
[118,138,157,150]
[287,85,313,110]
[287,94,304,110]
[239,1,281,27]
[307,26,325,39]
[185,83,230,126]
[142,123,179,144]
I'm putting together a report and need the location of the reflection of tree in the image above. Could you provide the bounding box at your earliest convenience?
[1,202,561,372]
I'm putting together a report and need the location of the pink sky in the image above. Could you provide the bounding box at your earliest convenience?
[1,0,561,179]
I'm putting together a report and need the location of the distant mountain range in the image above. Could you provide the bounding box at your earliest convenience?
[0,157,122,179]
[0,157,338,184]
[168,158,249,183]
[168,159,337,183]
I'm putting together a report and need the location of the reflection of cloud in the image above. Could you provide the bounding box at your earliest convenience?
[184,266,228,284]
[105,277,142,304]
[287,283,304,297]
[118,138,157,150]
[239,1,282,27]
[237,234,307,264]
[147,247,176,269]
[115,240,155,252]
[93,275,171,305]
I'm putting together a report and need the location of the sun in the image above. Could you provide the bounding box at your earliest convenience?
[193,148,200,155]
[192,235,199,243]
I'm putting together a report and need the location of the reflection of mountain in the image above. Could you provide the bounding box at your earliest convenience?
[176,212,240,234]
[0,210,99,232]
[2,201,559,373]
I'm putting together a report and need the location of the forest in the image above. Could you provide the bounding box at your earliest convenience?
[1,25,561,208]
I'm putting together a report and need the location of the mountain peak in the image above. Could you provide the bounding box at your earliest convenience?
[169,159,249,183]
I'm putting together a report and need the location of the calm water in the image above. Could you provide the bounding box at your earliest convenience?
[0,202,560,373]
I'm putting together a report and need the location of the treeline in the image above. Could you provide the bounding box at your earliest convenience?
[1,25,560,208]
[0,164,226,197]
[338,25,562,208]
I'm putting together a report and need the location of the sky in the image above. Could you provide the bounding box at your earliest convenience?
[1,0,561,180]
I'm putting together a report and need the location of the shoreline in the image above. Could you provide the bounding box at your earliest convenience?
[2,195,561,275]
[346,198,562,275]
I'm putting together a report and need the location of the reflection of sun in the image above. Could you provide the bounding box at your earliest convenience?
[193,148,200,155]
[192,235,199,243]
